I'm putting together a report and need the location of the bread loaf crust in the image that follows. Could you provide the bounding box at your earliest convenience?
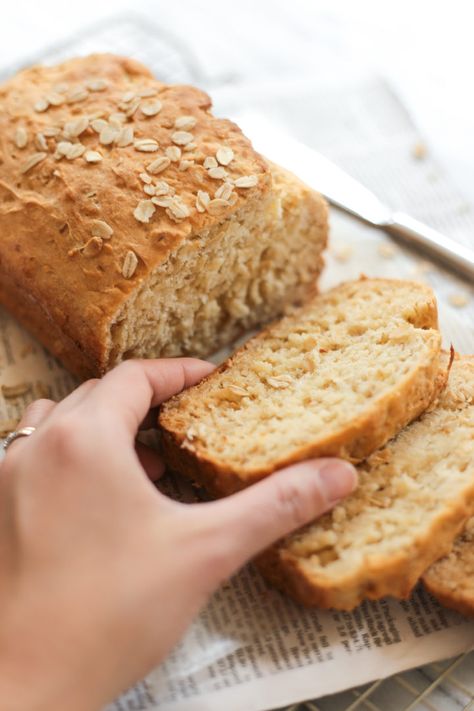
[160,279,444,496]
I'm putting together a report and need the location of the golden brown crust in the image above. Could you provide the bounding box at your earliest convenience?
[0,263,93,377]
[0,54,270,375]
[423,517,474,617]
[160,278,443,497]
[255,356,474,610]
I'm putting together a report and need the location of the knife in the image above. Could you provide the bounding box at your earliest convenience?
[236,112,474,282]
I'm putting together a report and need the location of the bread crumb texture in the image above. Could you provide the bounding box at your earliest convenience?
[423,515,474,617]
[0,54,327,376]
[256,356,474,610]
[160,278,443,494]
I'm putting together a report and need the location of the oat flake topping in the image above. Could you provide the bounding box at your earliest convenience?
[14,61,264,261]
[122,250,139,278]
[133,200,156,224]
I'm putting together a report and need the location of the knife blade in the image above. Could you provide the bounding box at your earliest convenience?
[236,112,474,281]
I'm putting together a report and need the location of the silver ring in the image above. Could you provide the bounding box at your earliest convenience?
[2,426,36,452]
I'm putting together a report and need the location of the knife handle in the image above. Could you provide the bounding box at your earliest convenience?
[384,211,474,281]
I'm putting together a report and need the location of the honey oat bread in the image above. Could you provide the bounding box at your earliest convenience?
[256,356,474,610]
[159,278,444,496]
[0,54,327,378]
[423,516,474,617]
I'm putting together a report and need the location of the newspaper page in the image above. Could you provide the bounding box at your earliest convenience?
[1,78,473,711]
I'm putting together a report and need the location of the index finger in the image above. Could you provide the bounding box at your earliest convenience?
[77,358,215,435]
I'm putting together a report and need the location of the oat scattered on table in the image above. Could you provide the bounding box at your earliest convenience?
[412,141,427,160]
[449,292,469,308]
[35,381,51,399]
[332,244,353,262]
[378,243,397,258]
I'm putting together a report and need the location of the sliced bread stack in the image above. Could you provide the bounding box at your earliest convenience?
[159,278,474,611]
[255,356,474,609]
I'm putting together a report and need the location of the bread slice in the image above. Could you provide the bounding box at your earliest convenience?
[423,516,474,617]
[256,356,474,610]
[160,278,443,496]
[0,55,327,378]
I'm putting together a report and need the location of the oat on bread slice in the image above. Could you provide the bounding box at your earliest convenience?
[423,516,474,617]
[255,356,474,610]
[159,278,444,497]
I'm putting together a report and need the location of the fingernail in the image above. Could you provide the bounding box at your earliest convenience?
[317,459,358,503]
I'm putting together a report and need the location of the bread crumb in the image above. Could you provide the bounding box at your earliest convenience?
[449,292,469,308]
[378,243,397,259]
[412,142,427,160]
[414,260,434,274]
[332,244,353,262]
[410,260,435,281]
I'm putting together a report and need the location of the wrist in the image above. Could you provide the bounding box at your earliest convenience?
[0,603,100,711]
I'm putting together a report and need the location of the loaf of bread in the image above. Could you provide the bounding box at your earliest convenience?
[256,356,474,610]
[0,54,327,378]
[423,516,474,617]
[160,278,444,496]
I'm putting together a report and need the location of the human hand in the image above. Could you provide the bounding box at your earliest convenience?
[0,358,357,711]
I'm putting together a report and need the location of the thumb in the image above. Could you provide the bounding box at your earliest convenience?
[199,458,357,577]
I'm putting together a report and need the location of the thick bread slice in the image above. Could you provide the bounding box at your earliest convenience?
[160,278,443,496]
[256,357,474,610]
[423,516,474,617]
